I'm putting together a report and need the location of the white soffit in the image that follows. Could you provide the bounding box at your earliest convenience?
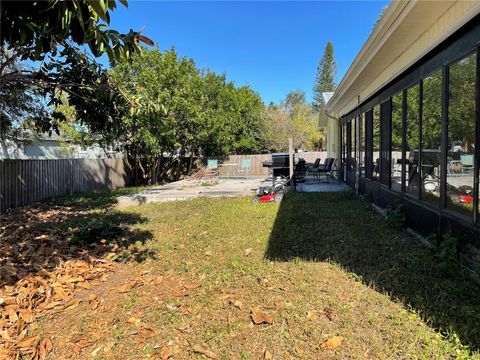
[328,0,480,116]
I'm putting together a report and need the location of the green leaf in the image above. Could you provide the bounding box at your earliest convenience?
[86,0,108,22]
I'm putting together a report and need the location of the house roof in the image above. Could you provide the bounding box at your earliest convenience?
[15,129,61,141]
[327,0,480,117]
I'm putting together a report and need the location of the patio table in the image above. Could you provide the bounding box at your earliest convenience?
[219,163,239,178]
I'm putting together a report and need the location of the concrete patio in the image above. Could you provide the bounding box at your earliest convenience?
[117,175,350,208]
[117,177,265,207]
[295,177,350,192]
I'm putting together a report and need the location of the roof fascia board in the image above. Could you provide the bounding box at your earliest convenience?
[328,1,412,111]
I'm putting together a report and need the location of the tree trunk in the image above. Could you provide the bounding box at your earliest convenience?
[188,148,195,175]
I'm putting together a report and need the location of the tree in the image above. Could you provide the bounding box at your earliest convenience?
[313,42,337,109]
[0,0,152,66]
[104,47,265,183]
[0,0,151,139]
[263,91,325,152]
[281,90,306,114]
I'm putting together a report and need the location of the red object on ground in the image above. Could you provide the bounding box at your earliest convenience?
[259,193,276,202]
[459,195,474,203]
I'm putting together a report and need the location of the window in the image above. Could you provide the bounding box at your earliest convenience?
[350,118,356,171]
[391,92,403,192]
[406,84,420,197]
[365,109,373,179]
[359,113,365,176]
[372,105,380,181]
[342,124,348,169]
[380,100,392,185]
[447,52,477,217]
[346,121,352,171]
[421,70,442,204]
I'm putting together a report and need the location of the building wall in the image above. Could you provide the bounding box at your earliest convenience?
[330,1,480,117]
[0,139,123,160]
[336,15,480,268]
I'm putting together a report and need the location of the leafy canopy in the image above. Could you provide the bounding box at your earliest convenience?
[0,0,153,63]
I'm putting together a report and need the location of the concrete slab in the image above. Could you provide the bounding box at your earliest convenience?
[117,177,265,208]
[295,177,350,193]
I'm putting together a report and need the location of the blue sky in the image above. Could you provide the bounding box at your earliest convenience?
[109,1,388,104]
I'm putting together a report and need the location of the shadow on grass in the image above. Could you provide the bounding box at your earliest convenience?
[0,188,154,287]
[264,191,480,351]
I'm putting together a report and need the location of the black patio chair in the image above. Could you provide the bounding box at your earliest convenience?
[306,158,321,171]
[316,158,335,182]
[306,158,321,179]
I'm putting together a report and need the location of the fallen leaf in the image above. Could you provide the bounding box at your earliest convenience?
[77,281,91,289]
[118,281,137,293]
[230,300,243,309]
[17,335,40,349]
[178,304,193,315]
[160,346,172,359]
[193,344,217,359]
[154,276,164,285]
[264,349,273,359]
[184,282,202,290]
[273,298,283,308]
[204,251,212,256]
[0,348,11,356]
[251,308,273,325]
[91,346,102,357]
[306,311,317,321]
[321,336,344,350]
[177,323,191,333]
[127,317,142,326]
[63,299,81,312]
[87,294,98,302]
[244,248,252,256]
[324,307,337,321]
[39,337,53,359]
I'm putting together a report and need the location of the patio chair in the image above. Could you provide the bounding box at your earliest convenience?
[306,158,321,180]
[316,158,335,182]
[237,159,251,178]
[307,158,321,172]
[206,159,219,177]
[460,154,474,173]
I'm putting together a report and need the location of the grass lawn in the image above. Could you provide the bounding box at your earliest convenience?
[3,190,480,359]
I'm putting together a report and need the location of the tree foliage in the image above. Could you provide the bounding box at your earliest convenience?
[313,42,336,109]
[0,0,152,64]
[0,0,150,139]
[263,91,325,152]
[81,47,265,182]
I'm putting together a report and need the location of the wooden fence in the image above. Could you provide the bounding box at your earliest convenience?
[213,151,327,177]
[0,152,328,212]
[0,159,132,212]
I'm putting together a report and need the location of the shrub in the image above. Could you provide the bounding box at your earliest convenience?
[384,203,406,230]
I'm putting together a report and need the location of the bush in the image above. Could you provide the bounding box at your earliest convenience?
[433,231,459,272]
[384,204,406,230]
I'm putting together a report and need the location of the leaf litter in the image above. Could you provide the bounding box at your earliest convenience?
[0,205,117,359]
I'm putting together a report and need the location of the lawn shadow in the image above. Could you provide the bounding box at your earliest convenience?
[264,191,480,351]
[0,189,154,287]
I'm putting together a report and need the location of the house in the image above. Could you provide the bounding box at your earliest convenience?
[326,1,480,261]
[0,131,123,160]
